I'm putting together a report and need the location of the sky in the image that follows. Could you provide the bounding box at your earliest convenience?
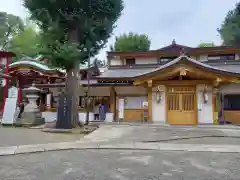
[0,0,239,60]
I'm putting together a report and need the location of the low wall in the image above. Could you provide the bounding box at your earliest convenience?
[42,112,114,124]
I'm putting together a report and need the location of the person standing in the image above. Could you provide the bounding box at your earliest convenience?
[99,103,106,121]
[93,103,100,121]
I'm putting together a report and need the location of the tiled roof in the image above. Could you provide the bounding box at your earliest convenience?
[98,55,240,79]
[98,68,158,78]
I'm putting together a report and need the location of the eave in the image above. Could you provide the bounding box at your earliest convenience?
[0,51,16,57]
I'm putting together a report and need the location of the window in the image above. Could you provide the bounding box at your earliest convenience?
[207,54,235,61]
[224,94,240,110]
[125,58,135,65]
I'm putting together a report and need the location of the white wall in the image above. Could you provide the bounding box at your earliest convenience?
[124,96,147,109]
[152,85,166,123]
[196,84,213,124]
[235,54,240,60]
[220,84,240,94]
[110,57,158,65]
[135,58,157,64]
[110,58,122,66]
[198,55,208,62]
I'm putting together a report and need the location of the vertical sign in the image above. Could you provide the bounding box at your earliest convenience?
[118,99,124,119]
[56,94,72,129]
[8,86,18,98]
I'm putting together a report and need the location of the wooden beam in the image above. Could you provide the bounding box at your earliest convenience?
[110,86,116,120]
[148,87,152,121]
[147,80,153,87]
[154,80,213,86]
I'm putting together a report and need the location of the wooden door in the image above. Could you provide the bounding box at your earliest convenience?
[167,86,197,125]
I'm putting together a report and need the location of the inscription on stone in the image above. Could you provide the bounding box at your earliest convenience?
[56,94,72,129]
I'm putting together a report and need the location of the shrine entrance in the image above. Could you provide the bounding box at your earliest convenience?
[167,86,197,125]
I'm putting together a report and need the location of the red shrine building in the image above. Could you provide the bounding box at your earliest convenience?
[0,51,16,111]
[3,40,240,125]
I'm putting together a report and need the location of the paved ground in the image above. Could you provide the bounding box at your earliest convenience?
[0,126,84,147]
[83,125,240,145]
[1,125,240,179]
[2,124,240,147]
[0,149,239,180]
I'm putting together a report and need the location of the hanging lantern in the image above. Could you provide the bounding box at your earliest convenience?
[203,85,208,104]
[156,85,162,103]
[156,91,162,103]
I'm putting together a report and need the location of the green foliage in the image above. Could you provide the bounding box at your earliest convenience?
[8,26,42,60]
[23,0,124,70]
[112,32,151,52]
[218,2,240,46]
[198,42,216,48]
[0,12,24,50]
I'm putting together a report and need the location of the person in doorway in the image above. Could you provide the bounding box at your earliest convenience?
[99,102,106,121]
[93,103,100,121]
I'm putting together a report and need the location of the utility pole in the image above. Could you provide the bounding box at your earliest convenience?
[85,49,90,125]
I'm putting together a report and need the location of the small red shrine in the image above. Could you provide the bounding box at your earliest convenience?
[0,51,15,112]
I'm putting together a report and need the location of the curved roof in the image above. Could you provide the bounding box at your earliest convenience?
[8,57,61,73]
[133,55,240,78]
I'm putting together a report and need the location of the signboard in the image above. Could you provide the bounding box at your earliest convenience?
[142,101,148,107]
[118,99,124,119]
[56,94,72,129]
[2,97,17,125]
[8,86,18,98]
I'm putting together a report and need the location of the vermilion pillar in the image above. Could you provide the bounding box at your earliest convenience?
[17,77,22,104]
[2,56,10,112]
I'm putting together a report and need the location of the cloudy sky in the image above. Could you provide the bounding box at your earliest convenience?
[0,0,239,59]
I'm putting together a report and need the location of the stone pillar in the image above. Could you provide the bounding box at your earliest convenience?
[46,93,51,111]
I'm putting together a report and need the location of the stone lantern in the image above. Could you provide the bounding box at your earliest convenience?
[20,83,45,126]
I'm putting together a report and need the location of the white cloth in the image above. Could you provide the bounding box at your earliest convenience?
[93,105,99,114]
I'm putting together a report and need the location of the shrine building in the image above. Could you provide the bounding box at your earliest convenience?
[3,40,240,125]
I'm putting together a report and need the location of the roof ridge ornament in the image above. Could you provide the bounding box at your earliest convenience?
[172,39,176,45]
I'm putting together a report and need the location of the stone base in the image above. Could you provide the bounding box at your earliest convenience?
[18,111,45,127]
[42,128,72,133]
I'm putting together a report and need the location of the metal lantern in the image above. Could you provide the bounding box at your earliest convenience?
[203,86,209,104]
[156,85,162,104]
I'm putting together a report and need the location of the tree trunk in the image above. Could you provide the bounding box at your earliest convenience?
[65,65,80,128]
[64,28,82,128]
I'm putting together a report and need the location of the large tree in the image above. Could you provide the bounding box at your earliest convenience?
[23,0,124,127]
[110,32,151,52]
[198,42,216,48]
[0,12,24,50]
[218,2,240,46]
[8,25,42,60]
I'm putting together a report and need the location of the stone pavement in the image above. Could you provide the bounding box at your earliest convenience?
[0,126,84,147]
[1,125,240,156]
[0,149,239,179]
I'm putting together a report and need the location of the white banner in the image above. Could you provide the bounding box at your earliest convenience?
[118,99,124,119]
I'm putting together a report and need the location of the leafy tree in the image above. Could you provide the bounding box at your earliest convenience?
[23,0,124,127]
[198,42,216,48]
[0,12,24,50]
[218,2,240,46]
[8,25,42,60]
[111,32,151,52]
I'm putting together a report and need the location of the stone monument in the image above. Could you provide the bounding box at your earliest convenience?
[19,83,45,127]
